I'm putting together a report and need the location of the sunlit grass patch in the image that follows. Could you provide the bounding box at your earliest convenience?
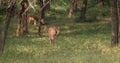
[0,16,118,63]
[0,19,120,63]
[0,8,120,63]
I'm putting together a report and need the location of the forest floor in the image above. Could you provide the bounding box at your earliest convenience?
[0,14,120,63]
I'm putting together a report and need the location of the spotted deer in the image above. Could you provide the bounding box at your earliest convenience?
[27,15,46,26]
[47,25,59,44]
[27,16,38,26]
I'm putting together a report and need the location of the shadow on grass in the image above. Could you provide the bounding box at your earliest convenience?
[59,21,111,37]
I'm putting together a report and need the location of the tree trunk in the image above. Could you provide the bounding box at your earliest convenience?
[0,14,11,54]
[38,0,50,36]
[101,0,105,5]
[22,0,29,35]
[110,0,119,46]
[38,0,44,36]
[74,0,78,11]
[16,17,22,37]
[16,0,29,37]
[0,0,16,54]
[68,0,76,18]
[0,0,4,6]
[80,0,87,19]
[118,0,120,32]
[68,0,78,18]
[22,13,28,35]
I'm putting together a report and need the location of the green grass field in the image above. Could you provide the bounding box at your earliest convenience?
[0,2,120,63]
[0,16,120,63]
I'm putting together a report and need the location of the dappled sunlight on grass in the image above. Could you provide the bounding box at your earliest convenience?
[1,20,120,63]
[0,6,119,63]
[1,1,120,62]
[16,45,33,53]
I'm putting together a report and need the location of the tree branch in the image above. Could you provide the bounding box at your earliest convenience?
[40,0,51,11]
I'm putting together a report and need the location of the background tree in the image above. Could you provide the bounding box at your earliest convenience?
[38,0,45,36]
[118,0,120,32]
[110,0,119,46]
[68,0,78,17]
[0,0,16,54]
[80,0,87,20]
[38,0,50,36]
[0,0,3,6]
[16,0,29,37]
[45,0,50,10]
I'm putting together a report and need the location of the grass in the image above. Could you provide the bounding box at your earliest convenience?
[0,15,120,63]
[0,2,120,63]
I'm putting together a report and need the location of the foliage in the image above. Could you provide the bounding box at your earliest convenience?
[86,5,110,22]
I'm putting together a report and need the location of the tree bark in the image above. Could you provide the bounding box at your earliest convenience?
[22,13,28,35]
[80,0,87,19]
[38,0,44,36]
[74,0,78,11]
[22,0,29,35]
[0,0,4,6]
[38,0,50,36]
[110,0,119,46]
[118,0,120,32]
[68,0,78,18]
[0,0,16,54]
[68,0,75,18]
[16,17,22,37]
[16,0,29,37]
